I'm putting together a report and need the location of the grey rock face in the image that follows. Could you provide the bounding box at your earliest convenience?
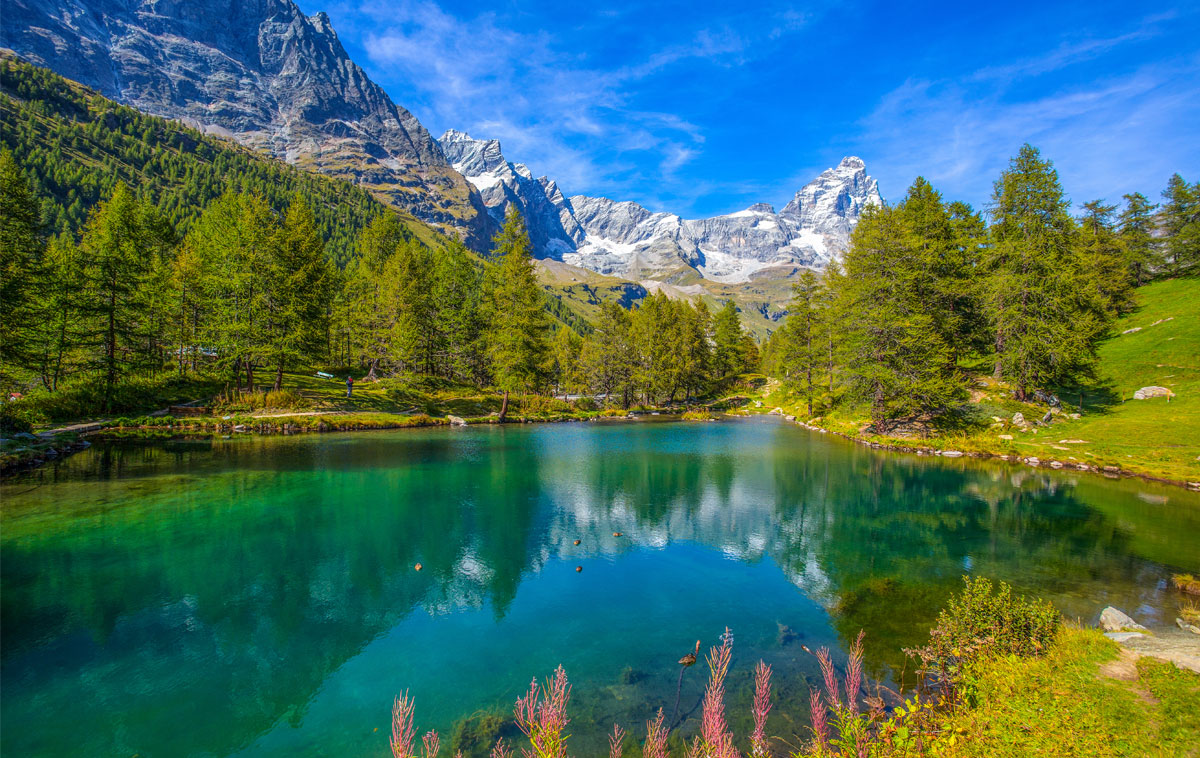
[2,0,494,247]
[1100,606,1148,632]
[439,130,883,282]
[439,130,581,257]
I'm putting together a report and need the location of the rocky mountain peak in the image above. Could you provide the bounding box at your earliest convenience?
[1,0,495,247]
[445,137,885,282]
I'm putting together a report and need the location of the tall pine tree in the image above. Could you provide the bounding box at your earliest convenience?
[486,208,550,418]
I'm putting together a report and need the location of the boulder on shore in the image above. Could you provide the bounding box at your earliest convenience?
[447,415,467,426]
[1100,606,1148,632]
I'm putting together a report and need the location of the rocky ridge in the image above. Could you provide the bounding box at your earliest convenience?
[1,0,495,247]
[439,130,883,282]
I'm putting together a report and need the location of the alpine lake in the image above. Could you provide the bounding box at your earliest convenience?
[2,417,1198,757]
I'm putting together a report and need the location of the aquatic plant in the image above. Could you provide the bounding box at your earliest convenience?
[514,665,572,758]
[750,661,773,758]
[391,691,442,758]
[643,709,669,758]
[608,723,625,758]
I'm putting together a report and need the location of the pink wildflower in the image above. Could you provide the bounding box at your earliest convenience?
[700,628,738,758]
[845,631,865,713]
[391,691,417,758]
[514,665,572,758]
[423,730,440,758]
[609,723,625,758]
[815,648,840,707]
[644,709,668,758]
[491,738,513,758]
[808,689,829,753]
[750,661,772,758]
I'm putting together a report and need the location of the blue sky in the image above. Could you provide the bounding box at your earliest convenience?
[308,0,1200,218]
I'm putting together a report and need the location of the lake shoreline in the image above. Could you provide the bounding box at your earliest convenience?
[6,410,1197,493]
[784,414,1200,492]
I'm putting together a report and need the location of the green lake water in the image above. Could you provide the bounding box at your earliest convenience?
[2,417,1198,757]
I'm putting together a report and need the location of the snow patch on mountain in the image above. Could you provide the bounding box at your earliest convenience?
[437,131,883,283]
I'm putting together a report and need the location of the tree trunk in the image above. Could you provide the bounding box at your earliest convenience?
[498,390,509,422]
[274,364,283,392]
[233,356,243,393]
[366,358,378,381]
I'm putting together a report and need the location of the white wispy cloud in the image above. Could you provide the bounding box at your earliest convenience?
[856,16,1200,210]
[324,0,813,211]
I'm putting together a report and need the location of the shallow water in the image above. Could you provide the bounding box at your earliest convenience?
[2,418,1198,757]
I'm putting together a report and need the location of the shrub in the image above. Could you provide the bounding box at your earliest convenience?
[0,402,38,434]
[930,576,1061,661]
[573,396,598,412]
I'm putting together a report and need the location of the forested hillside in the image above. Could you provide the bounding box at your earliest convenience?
[0,52,432,266]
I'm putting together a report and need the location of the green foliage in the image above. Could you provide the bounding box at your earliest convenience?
[0,149,45,381]
[831,196,967,429]
[930,576,1061,662]
[486,208,551,395]
[0,53,398,266]
[775,270,826,415]
[1159,173,1200,277]
[0,402,36,434]
[984,144,1108,400]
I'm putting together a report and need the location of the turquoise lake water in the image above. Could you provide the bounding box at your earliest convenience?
[2,418,1198,757]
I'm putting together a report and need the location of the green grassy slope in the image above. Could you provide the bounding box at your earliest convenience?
[762,278,1200,484]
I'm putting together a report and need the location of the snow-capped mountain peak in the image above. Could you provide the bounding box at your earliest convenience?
[436,129,883,283]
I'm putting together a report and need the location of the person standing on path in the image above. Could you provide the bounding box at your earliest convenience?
[346,375,354,399]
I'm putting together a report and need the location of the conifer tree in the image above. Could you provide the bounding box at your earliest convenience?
[76,183,159,409]
[383,238,437,374]
[832,203,963,429]
[266,197,333,390]
[1118,192,1159,285]
[351,213,406,377]
[35,235,83,390]
[551,327,584,396]
[186,191,275,390]
[678,299,713,400]
[486,208,550,418]
[431,241,487,383]
[1159,174,1199,276]
[984,144,1101,400]
[1077,200,1133,316]
[780,270,824,415]
[712,301,746,379]
[0,149,44,381]
[580,302,634,407]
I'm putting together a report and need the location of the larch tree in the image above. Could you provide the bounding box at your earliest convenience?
[0,149,45,382]
[1118,192,1159,285]
[76,183,158,410]
[486,208,550,419]
[983,144,1101,400]
[781,269,824,416]
[580,301,634,407]
[712,300,746,379]
[1159,174,1199,276]
[1077,200,1133,317]
[832,202,963,429]
[265,197,333,390]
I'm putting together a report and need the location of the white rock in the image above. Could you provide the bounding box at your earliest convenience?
[1100,606,1148,632]
[940,450,963,457]
[1133,386,1174,400]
